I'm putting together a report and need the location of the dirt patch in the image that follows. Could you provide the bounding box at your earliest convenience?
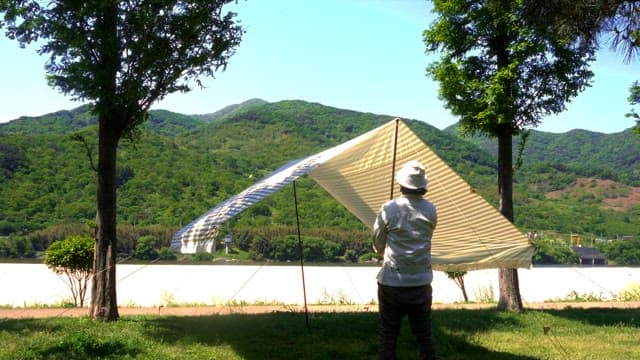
[603,187,640,211]
[546,177,640,211]
[2,302,638,319]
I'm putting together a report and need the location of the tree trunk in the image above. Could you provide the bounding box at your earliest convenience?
[496,124,524,312]
[498,268,522,311]
[458,277,469,303]
[90,116,120,321]
[89,0,121,321]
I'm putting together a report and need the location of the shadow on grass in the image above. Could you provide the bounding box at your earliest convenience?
[0,318,66,333]
[10,307,630,359]
[540,307,640,328]
[142,309,538,360]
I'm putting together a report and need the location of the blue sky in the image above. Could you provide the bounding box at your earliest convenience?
[1,0,637,133]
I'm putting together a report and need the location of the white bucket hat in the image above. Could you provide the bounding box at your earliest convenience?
[396,160,428,190]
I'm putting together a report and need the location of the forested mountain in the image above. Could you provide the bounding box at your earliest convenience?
[447,126,640,186]
[1,99,639,243]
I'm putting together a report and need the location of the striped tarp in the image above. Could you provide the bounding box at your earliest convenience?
[171,119,533,271]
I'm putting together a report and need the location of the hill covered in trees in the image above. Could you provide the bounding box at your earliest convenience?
[1,99,638,258]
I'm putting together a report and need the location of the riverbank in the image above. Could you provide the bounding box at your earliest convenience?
[2,301,639,319]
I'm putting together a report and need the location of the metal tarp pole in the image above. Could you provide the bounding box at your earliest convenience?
[293,180,310,328]
[389,118,400,200]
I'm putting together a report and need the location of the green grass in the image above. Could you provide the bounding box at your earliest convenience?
[1,308,638,359]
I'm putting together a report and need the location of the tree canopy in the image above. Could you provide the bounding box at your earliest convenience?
[521,0,640,132]
[424,0,596,137]
[1,0,242,131]
[522,0,639,62]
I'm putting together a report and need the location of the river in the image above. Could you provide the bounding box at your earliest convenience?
[1,263,638,307]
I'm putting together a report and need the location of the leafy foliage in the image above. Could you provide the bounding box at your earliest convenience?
[522,0,639,62]
[241,225,369,263]
[44,235,94,306]
[424,0,596,135]
[532,239,579,265]
[134,235,161,260]
[520,1,640,132]
[628,80,640,134]
[600,238,640,265]
[0,142,27,178]
[0,235,35,258]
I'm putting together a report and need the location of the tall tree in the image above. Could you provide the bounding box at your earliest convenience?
[1,0,242,320]
[424,0,596,311]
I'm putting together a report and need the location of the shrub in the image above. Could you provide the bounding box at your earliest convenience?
[344,249,358,263]
[532,239,579,265]
[301,236,341,262]
[249,236,273,261]
[0,235,36,258]
[192,252,213,261]
[272,236,299,261]
[157,246,177,260]
[601,238,640,265]
[358,252,381,263]
[44,235,94,307]
[322,240,341,262]
[134,235,159,260]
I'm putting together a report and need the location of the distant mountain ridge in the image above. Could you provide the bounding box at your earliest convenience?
[0,105,97,135]
[0,99,639,238]
[191,98,269,123]
[445,124,640,186]
[0,98,269,136]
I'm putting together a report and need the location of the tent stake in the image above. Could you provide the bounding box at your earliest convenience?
[389,118,400,200]
[293,180,310,328]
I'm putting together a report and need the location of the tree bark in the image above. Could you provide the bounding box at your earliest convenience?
[496,124,524,312]
[90,116,120,321]
[498,268,523,311]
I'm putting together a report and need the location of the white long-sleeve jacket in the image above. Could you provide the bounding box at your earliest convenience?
[373,193,437,287]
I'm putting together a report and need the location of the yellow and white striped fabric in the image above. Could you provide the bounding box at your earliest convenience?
[172,118,533,271]
[310,119,533,271]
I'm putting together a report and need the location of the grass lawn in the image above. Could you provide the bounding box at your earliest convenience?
[0,307,638,359]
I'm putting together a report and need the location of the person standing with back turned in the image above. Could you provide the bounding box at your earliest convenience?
[373,160,437,360]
